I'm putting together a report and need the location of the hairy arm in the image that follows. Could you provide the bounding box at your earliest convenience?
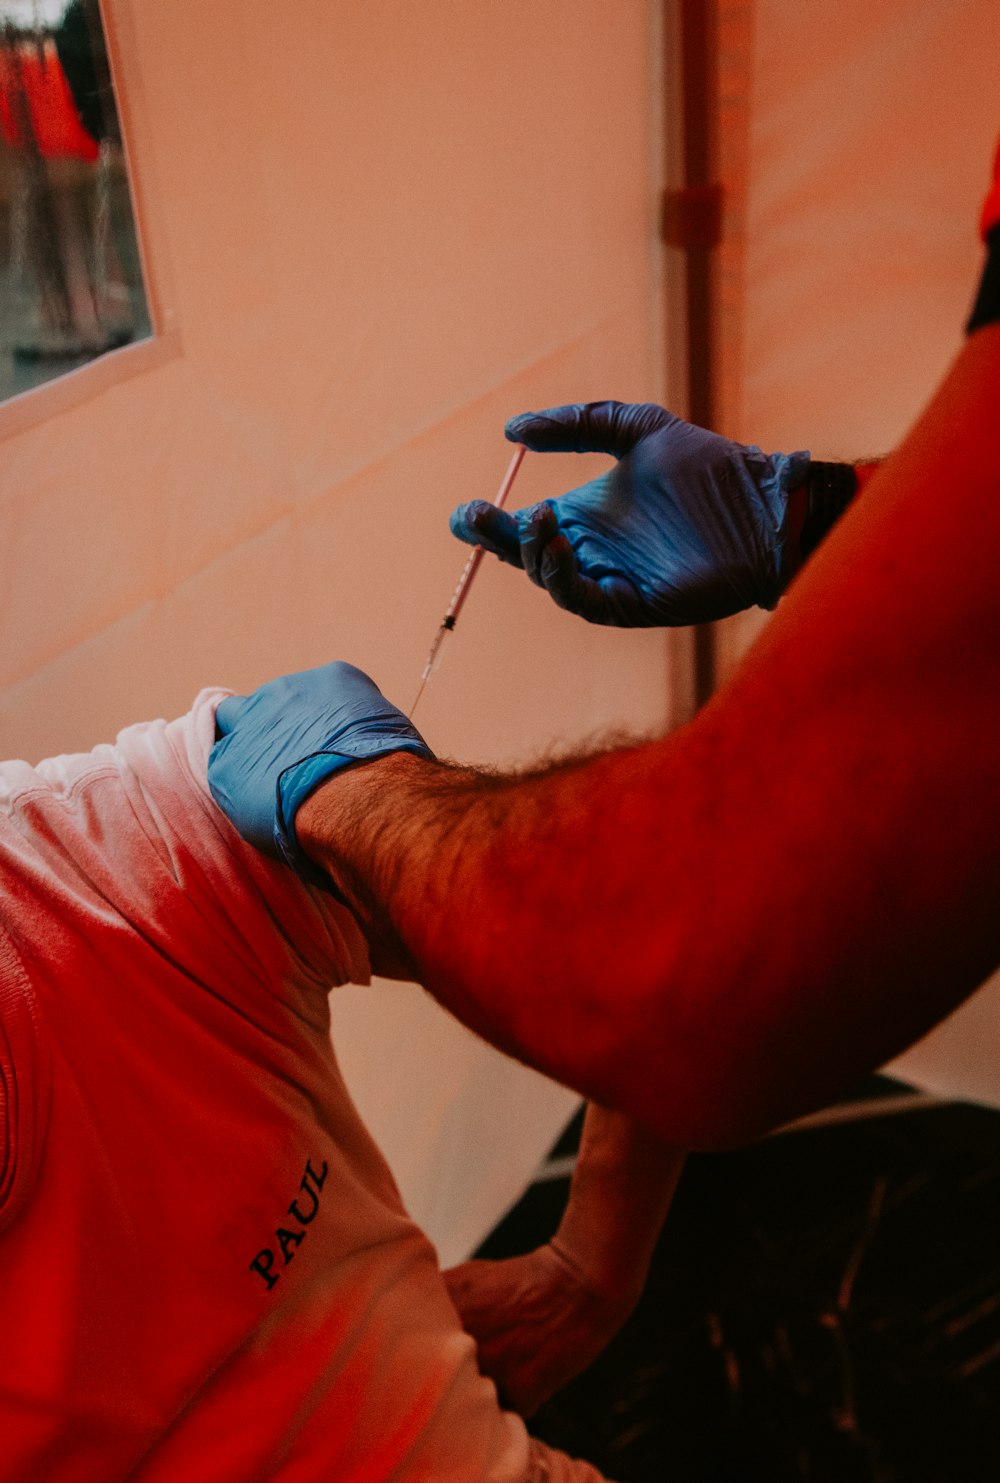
[299,326,1000,1148]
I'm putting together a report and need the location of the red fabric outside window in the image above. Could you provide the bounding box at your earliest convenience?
[0,39,98,161]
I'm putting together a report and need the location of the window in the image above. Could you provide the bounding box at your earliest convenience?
[0,0,150,403]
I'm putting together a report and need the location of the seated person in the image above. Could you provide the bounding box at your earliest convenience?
[6,118,994,1483]
[0,685,680,1481]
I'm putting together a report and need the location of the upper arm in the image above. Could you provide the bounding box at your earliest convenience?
[623,325,1000,1143]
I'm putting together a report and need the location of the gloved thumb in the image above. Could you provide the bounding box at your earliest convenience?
[214,693,247,738]
[504,401,672,459]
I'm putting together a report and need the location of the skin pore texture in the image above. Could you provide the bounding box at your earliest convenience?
[298,324,1000,1151]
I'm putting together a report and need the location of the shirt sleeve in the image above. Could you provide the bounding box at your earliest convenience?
[2,689,373,1023]
[110,687,376,1003]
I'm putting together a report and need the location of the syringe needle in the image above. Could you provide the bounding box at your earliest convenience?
[408,671,431,721]
[410,444,526,719]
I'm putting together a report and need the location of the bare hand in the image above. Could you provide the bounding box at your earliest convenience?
[443,1240,638,1416]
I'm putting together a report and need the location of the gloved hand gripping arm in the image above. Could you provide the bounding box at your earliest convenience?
[209,662,434,900]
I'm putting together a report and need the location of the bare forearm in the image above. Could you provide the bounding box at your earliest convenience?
[296,739,694,1113]
[552,1104,685,1304]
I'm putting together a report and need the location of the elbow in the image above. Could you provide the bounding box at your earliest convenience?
[583,1020,791,1153]
[621,1073,775,1153]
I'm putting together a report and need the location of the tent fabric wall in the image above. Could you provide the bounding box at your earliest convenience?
[718,0,1000,1111]
[0,0,669,1264]
[4,0,996,1267]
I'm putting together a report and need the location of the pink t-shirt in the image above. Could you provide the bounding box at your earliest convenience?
[0,691,605,1483]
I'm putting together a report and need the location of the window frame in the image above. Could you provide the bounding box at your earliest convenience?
[0,0,179,442]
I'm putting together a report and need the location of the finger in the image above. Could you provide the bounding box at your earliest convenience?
[541,547,613,622]
[517,502,560,586]
[213,694,247,738]
[449,501,524,567]
[535,533,588,610]
[541,548,645,627]
[441,1261,480,1305]
[505,401,671,458]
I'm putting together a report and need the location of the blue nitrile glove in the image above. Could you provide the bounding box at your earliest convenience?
[449,402,810,626]
[208,662,433,895]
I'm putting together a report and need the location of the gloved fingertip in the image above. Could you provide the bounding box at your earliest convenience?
[523,500,557,533]
[504,410,575,451]
[539,551,560,584]
[213,694,245,737]
[541,531,572,569]
[503,413,534,441]
[468,503,500,536]
[448,500,483,537]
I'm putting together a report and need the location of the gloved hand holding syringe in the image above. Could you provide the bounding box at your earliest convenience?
[409,443,526,718]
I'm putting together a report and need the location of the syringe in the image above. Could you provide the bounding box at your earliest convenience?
[409,442,526,719]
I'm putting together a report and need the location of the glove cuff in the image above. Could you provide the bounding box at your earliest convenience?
[275,742,434,900]
[799,461,858,561]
